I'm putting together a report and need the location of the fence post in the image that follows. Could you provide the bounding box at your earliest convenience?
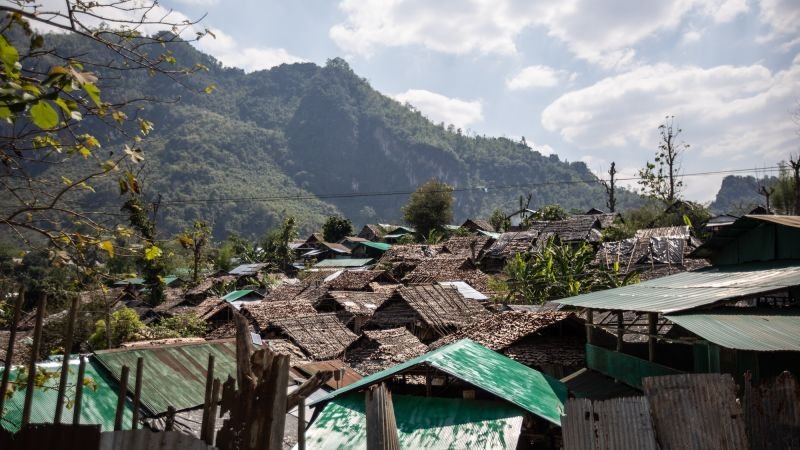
[54,294,79,423]
[0,289,23,420]
[297,396,306,450]
[365,383,399,450]
[21,295,46,427]
[132,357,144,429]
[72,355,87,425]
[201,354,215,442]
[114,365,129,430]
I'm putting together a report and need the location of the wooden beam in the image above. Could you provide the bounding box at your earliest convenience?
[22,296,46,428]
[201,354,215,442]
[208,378,221,446]
[615,311,624,352]
[297,396,306,450]
[286,370,333,411]
[585,309,594,345]
[365,383,399,450]
[0,289,23,419]
[131,357,144,429]
[72,355,86,425]
[648,313,658,362]
[114,365,129,431]
[54,294,79,423]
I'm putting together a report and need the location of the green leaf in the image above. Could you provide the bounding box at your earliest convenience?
[82,82,101,107]
[30,100,58,129]
[0,35,20,79]
[144,245,162,261]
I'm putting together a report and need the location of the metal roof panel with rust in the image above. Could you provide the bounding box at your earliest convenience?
[94,339,237,415]
[553,260,800,314]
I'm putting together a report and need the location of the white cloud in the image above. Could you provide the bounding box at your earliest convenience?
[330,0,749,68]
[541,58,800,201]
[195,28,305,72]
[393,89,483,129]
[174,0,220,5]
[506,65,570,90]
[758,0,800,38]
[681,30,703,45]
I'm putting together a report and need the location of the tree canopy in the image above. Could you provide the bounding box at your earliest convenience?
[402,179,454,236]
[322,215,353,242]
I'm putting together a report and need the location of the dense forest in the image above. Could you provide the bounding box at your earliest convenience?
[27,33,641,239]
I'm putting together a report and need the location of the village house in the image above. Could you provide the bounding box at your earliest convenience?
[480,231,538,273]
[314,291,395,332]
[553,214,800,388]
[366,284,491,343]
[343,327,428,375]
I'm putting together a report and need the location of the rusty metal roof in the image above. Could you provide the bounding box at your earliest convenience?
[553,260,800,313]
[293,360,363,390]
[665,309,800,351]
[93,339,237,415]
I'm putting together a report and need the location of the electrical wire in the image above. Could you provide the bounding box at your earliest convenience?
[156,165,783,206]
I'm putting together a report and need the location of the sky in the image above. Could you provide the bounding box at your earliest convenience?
[38,0,800,202]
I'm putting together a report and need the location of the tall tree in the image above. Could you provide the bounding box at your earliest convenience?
[790,155,800,214]
[402,179,454,237]
[262,217,298,272]
[603,162,618,212]
[638,116,689,205]
[322,216,353,242]
[489,209,509,232]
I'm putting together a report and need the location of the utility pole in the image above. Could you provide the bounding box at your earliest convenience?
[790,155,800,215]
[603,162,618,212]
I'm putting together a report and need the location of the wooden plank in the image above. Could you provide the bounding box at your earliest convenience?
[208,378,221,446]
[22,296,46,427]
[132,357,144,430]
[0,288,23,419]
[55,295,80,423]
[73,355,87,425]
[297,396,306,450]
[200,354,215,442]
[114,365,130,431]
[647,312,657,362]
[365,383,399,450]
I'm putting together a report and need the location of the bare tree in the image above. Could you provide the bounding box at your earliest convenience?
[638,116,689,205]
[602,162,617,212]
[790,155,800,215]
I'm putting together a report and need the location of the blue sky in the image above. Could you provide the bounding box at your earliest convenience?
[64,0,800,202]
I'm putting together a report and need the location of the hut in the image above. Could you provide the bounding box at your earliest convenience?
[344,327,428,375]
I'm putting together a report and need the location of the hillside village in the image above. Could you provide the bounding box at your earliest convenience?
[1,202,798,449]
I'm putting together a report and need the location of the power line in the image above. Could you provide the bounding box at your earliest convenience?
[158,165,784,206]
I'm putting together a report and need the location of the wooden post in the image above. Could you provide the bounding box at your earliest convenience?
[22,296,46,428]
[114,365,129,431]
[648,312,658,362]
[365,383,399,450]
[425,367,432,397]
[201,354,216,442]
[165,405,176,431]
[585,309,594,345]
[297,396,306,450]
[264,355,290,450]
[72,355,86,425]
[0,289,23,420]
[132,357,144,429]
[616,311,624,352]
[54,294,79,423]
[207,378,221,446]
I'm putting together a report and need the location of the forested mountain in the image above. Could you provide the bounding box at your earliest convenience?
[40,34,641,238]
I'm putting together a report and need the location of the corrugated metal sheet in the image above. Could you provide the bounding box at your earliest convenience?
[562,397,658,450]
[221,289,256,302]
[359,241,391,251]
[553,260,800,313]
[438,281,489,300]
[94,340,236,415]
[743,371,800,449]
[665,310,800,351]
[0,359,133,432]
[312,258,374,268]
[303,393,524,450]
[310,339,567,425]
[642,373,749,450]
[99,430,213,450]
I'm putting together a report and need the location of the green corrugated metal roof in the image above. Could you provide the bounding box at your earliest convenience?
[0,358,133,432]
[313,258,374,268]
[358,241,391,251]
[553,261,800,314]
[222,289,255,302]
[478,230,502,239]
[665,309,800,351]
[94,340,237,415]
[311,339,567,425]
[304,394,524,450]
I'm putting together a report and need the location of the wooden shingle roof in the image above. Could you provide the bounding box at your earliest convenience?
[271,313,358,360]
[326,270,397,291]
[429,311,576,351]
[395,285,489,331]
[440,236,492,258]
[241,300,317,330]
[344,327,428,375]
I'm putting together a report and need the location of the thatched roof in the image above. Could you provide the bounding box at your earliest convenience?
[271,313,358,360]
[429,311,576,351]
[326,270,397,291]
[265,339,307,362]
[482,231,537,259]
[401,257,492,293]
[440,236,492,258]
[370,285,490,335]
[344,328,428,375]
[378,244,443,264]
[263,283,307,302]
[461,218,495,232]
[322,291,394,316]
[528,215,603,243]
[185,275,237,300]
[241,300,317,330]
